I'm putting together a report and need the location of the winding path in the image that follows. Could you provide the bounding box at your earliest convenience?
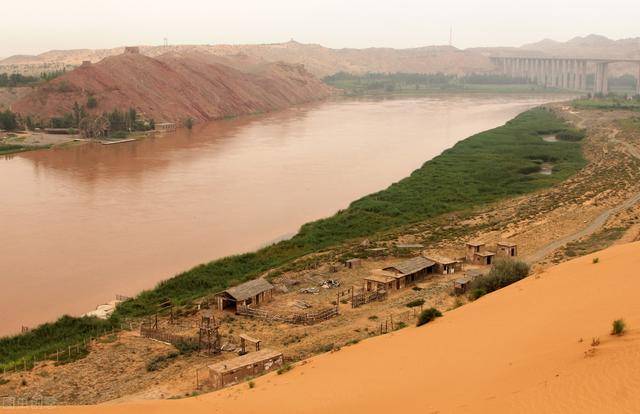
[527,124,640,263]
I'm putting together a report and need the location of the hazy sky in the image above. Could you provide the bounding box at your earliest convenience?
[2,0,639,57]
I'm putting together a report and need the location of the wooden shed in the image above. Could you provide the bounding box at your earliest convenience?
[363,273,396,292]
[454,277,471,294]
[208,349,284,389]
[345,258,363,269]
[423,255,461,275]
[365,256,435,292]
[497,241,518,257]
[214,279,275,311]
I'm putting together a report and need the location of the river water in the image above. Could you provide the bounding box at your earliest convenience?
[0,94,568,335]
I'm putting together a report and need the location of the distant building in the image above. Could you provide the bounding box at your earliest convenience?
[472,251,496,266]
[124,46,140,54]
[364,256,435,292]
[497,242,518,257]
[454,277,471,294]
[345,258,362,269]
[155,122,176,132]
[208,349,283,389]
[423,254,461,275]
[214,279,275,311]
[465,241,496,266]
[81,60,91,67]
[465,241,485,262]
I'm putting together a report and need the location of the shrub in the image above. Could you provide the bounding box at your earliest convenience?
[467,259,530,298]
[592,257,599,264]
[277,363,293,375]
[146,351,178,371]
[612,319,626,336]
[556,128,586,142]
[175,340,199,355]
[405,299,425,308]
[417,308,442,327]
[368,315,379,320]
[248,381,255,388]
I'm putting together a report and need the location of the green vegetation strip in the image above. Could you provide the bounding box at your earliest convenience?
[0,107,586,368]
[573,97,640,111]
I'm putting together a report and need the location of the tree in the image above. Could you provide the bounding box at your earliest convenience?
[0,110,19,131]
[86,95,98,109]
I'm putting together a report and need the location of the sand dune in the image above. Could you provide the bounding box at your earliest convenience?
[12,242,640,413]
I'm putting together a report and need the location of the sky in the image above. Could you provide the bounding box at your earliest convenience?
[2,0,639,57]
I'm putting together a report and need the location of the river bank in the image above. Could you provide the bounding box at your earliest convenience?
[0,94,567,337]
[4,101,640,405]
[0,100,588,373]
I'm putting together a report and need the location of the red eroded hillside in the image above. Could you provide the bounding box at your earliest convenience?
[12,50,334,123]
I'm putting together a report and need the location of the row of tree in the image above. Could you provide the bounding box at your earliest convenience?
[0,70,66,88]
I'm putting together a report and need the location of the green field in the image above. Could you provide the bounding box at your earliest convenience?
[0,107,586,369]
[324,72,564,96]
[0,144,29,155]
[573,97,640,111]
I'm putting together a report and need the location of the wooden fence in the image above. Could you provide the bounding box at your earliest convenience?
[377,308,420,334]
[139,325,199,347]
[236,306,338,325]
[351,289,387,308]
[1,322,135,375]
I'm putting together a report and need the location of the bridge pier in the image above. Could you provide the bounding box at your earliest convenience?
[492,56,640,95]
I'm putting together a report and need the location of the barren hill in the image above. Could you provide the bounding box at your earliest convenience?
[0,41,495,78]
[16,241,640,413]
[11,50,334,123]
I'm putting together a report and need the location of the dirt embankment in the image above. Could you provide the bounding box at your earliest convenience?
[11,51,335,123]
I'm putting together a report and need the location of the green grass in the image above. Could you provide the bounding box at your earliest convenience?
[324,72,565,96]
[0,144,28,155]
[573,97,640,111]
[0,315,119,371]
[0,107,586,368]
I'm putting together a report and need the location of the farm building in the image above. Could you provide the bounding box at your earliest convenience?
[497,242,518,257]
[465,241,486,262]
[423,255,461,275]
[208,349,284,389]
[363,273,396,292]
[453,277,471,294]
[472,251,496,266]
[155,122,176,132]
[345,258,362,269]
[365,256,435,292]
[214,279,275,311]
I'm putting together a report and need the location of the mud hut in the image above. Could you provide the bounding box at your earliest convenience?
[497,242,518,257]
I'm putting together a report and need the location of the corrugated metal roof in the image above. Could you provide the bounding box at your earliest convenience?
[221,278,274,302]
[383,256,435,275]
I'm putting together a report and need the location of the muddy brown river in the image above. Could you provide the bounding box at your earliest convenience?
[0,94,569,335]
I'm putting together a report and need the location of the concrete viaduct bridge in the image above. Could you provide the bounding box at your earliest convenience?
[490,56,640,95]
